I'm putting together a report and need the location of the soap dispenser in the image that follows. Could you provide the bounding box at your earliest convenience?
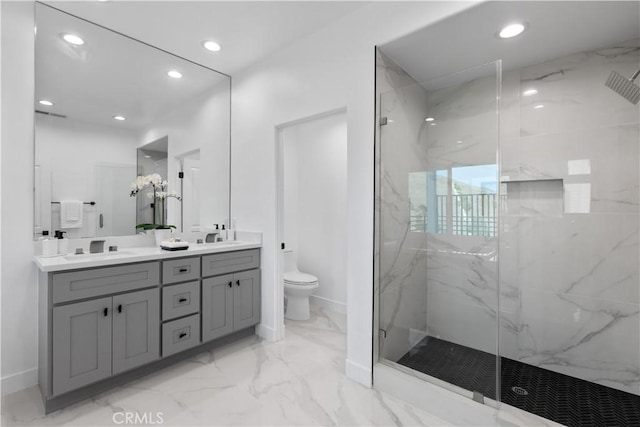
[54,230,68,254]
[40,231,58,257]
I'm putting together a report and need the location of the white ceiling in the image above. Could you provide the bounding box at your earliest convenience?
[379,1,640,86]
[46,1,368,76]
[36,1,368,130]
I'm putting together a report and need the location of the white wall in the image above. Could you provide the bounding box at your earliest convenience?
[231,1,477,386]
[1,0,37,395]
[283,111,348,312]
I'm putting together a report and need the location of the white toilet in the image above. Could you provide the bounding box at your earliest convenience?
[283,250,319,320]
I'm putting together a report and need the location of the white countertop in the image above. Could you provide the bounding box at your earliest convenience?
[34,241,261,272]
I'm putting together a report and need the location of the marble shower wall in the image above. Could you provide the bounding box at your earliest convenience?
[422,67,501,357]
[376,51,430,362]
[500,39,640,395]
[377,39,639,397]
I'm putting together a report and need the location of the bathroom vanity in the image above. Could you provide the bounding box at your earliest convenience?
[35,243,261,413]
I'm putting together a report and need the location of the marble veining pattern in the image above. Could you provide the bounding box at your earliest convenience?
[502,38,640,395]
[2,307,465,427]
[377,37,639,400]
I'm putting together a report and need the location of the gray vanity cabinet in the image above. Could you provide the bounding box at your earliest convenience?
[51,288,160,396]
[39,248,260,413]
[202,274,234,341]
[202,267,261,342]
[52,297,112,396]
[233,269,261,330]
[112,288,160,374]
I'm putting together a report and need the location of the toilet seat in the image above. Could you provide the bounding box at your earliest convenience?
[284,271,318,285]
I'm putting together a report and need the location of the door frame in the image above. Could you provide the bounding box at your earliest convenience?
[274,107,347,340]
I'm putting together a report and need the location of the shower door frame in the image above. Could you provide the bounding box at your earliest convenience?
[373,52,503,407]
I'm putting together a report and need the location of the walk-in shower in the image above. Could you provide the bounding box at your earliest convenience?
[374,2,640,426]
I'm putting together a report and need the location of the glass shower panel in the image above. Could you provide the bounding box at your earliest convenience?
[378,61,501,400]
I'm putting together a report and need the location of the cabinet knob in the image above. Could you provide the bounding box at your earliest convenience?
[228,281,232,288]
[179,332,187,339]
[103,307,108,317]
[178,297,187,303]
[236,280,240,287]
[178,267,188,273]
[117,304,122,313]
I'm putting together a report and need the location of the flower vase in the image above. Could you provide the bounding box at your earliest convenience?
[154,228,172,246]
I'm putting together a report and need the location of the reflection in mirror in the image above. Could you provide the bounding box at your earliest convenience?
[136,138,168,226]
[34,3,230,240]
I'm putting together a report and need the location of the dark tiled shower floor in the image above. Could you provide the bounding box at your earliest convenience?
[397,336,640,427]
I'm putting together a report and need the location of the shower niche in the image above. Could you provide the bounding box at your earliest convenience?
[374,1,640,426]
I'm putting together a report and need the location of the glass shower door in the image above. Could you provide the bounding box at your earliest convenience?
[377,61,501,400]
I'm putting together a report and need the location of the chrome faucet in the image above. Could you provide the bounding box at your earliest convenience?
[89,240,105,253]
[205,232,219,243]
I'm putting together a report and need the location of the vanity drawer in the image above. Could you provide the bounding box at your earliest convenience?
[202,249,260,277]
[162,257,200,285]
[52,262,160,304]
[162,314,200,357]
[162,281,200,321]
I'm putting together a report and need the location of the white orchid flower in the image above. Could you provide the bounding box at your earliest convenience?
[149,174,162,185]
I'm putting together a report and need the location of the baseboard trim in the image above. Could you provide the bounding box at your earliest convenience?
[345,358,372,387]
[310,295,347,314]
[256,323,284,342]
[1,367,38,396]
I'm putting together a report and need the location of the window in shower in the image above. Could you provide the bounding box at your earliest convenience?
[408,169,448,233]
[409,164,498,237]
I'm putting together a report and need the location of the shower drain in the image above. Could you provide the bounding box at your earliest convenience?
[511,386,529,396]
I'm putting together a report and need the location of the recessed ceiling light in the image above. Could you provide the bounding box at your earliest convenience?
[430,123,437,126]
[38,100,54,106]
[167,70,183,79]
[202,40,222,52]
[113,115,126,121]
[62,33,84,46]
[498,23,526,39]
[534,104,545,109]
[144,155,151,159]
[523,89,538,96]
[425,117,435,122]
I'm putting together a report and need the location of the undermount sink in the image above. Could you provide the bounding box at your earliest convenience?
[200,241,244,246]
[63,250,134,261]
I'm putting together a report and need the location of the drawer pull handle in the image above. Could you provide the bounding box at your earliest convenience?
[179,332,187,339]
[117,304,122,313]
[228,281,232,288]
[178,297,187,303]
[236,280,240,287]
[103,307,108,317]
[178,267,188,273]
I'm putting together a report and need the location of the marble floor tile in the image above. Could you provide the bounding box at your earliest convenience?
[2,306,459,427]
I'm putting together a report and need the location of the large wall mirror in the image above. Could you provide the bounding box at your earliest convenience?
[34,2,230,239]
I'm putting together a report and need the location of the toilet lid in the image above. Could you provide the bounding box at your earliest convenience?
[284,271,318,284]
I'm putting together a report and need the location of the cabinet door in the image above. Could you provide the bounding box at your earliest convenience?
[112,288,160,374]
[233,269,261,331]
[52,297,112,396]
[202,274,233,342]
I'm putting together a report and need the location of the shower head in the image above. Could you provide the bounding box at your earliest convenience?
[605,69,640,105]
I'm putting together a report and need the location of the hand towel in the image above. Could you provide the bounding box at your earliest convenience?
[60,200,83,228]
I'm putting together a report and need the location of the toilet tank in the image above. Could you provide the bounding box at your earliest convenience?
[283,249,297,273]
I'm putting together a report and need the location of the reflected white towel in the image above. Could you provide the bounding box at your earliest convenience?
[60,200,83,228]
